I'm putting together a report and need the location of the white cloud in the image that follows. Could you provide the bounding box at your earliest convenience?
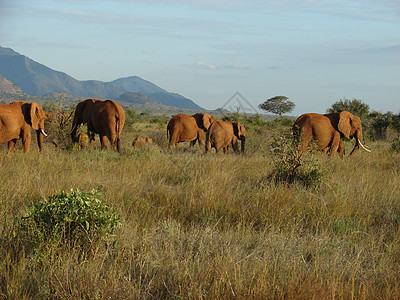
[196,61,217,70]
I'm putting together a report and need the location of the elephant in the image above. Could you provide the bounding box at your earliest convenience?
[167,113,216,148]
[0,101,48,152]
[70,99,125,151]
[132,137,153,148]
[205,120,246,154]
[292,110,371,157]
[77,132,89,150]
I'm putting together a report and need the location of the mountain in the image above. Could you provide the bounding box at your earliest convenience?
[0,47,125,98]
[112,76,203,110]
[146,92,203,110]
[0,75,24,94]
[112,76,166,94]
[0,46,203,110]
[116,92,158,105]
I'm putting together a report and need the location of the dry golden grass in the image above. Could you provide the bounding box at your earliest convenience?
[0,125,399,299]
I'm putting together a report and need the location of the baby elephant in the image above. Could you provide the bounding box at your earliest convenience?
[132,137,153,148]
[77,132,89,150]
[205,120,246,154]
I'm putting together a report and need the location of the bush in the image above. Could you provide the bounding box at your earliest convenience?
[17,189,120,254]
[149,115,169,127]
[391,138,400,153]
[264,116,294,130]
[269,130,324,187]
[42,99,77,150]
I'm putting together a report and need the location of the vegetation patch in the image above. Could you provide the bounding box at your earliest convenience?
[268,130,324,187]
[16,189,120,257]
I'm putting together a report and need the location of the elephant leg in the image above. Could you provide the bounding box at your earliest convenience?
[168,131,180,149]
[338,139,345,156]
[232,141,239,153]
[168,138,178,149]
[216,147,221,155]
[100,135,108,150]
[22,134,31,152]
[299,137,311,153]
[205,141,211,153]
[223,146,228,154]
[298,127,312,153]
[329,132,341,157]
[197,131,205,146]
[8,139,17,152]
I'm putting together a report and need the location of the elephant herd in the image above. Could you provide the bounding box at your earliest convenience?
[0,99,370,157]
[167,113,246,154]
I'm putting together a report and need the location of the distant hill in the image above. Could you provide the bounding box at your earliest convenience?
[0,46,204,110]
[116,92,158,105]
[112,76,166,94]
[0,46,124,98]
[147,92,203,110]
[112,76,203,110]
[0,75,23,94]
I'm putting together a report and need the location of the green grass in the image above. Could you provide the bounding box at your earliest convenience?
[0,126,399,298]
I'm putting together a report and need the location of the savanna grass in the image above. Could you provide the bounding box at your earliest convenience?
[0,127,399,298]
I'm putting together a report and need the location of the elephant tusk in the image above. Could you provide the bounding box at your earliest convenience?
[40,129,48,137]
[358,139,371,152]
[69,123,78,135]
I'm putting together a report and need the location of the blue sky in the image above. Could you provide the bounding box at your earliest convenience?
[0,0,399,115]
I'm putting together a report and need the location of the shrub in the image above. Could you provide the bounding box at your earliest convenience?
[264,116,294,130]
[269,130,324,187]
[391,137,400,153]
[149,115,169,127]
[17,189,121,254]
[42,99,76,150]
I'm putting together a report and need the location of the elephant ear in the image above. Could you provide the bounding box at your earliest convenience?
[338,111,352,139]
[239,123,245,138]
[235,122,245,139]
[232,122,239,137]
[75,99,94,124]
[202,113,212,130]
[30,102,40,130]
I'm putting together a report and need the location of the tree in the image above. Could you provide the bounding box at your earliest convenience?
[390,113,400,135]
[327,98,370,121]
[369,111,393,140]
[259,96,295,116]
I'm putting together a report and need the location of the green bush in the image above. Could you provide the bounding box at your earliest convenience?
[269,130,324,187]
[149,115,169,127]
[264,117,294,130]
[17,189,120,253]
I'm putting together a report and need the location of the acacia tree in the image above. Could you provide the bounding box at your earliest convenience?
[259,96,295,116]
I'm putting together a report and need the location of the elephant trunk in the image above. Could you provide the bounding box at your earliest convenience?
[36,130,44,151]
[350,130,371,155]
[241,136,246,154]
[69,123,80,142]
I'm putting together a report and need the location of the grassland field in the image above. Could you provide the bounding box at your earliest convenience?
[0,116,399,299]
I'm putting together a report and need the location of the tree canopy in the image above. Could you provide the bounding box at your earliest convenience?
[327,98,370,120]
[259,96,295,116]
